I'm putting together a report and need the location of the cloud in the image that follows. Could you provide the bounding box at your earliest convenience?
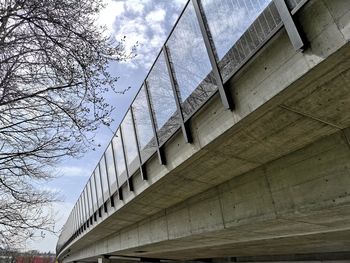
[58,166,89,177]
[146,8,166,23]
[108,0,187,70]
[97,0,125,36]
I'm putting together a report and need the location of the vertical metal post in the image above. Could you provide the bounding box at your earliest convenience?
[130,106,147,180]
[77,199,81,233]
[74,205,78,235]
[85,183,92,225]
[119,128,134,191]
[75,209,78,237]
[80,194,86,230]
[144,81,166,165]
[163,46,192,143]
[273,0,305,51]
[82,189,89,228]
[72,205,76,236]
[86,182,94,224]
[88,179,95,222]
[103,153,114,207]
[192,0,234,110]
[79,198,84,231]
[110,141,123,200]
[93,171,102,218]
[98,162,107,213]
[75,205,78,236]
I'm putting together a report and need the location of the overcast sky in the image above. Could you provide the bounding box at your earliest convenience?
[27,0,187,253]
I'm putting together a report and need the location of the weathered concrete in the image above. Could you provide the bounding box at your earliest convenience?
[58,0,350,262]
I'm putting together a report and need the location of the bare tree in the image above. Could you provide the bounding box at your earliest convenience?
[0,0,134,249]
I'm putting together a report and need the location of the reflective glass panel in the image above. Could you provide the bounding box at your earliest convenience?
[81,195,86,222]
[87,180,93,214]
[132,85,157,162]
[74,206,78,231]
[147,51,180,145]
[100,155,109,196]
[94,167,103,203]
[77,199,81,225]
[112,129,127,185]
[84,188,90,216]
[90,173,97,209]
[83,189,88,220]
[79,197,83,224]
[105,143,117,189]
[200,0,279,81]
[167,2,217,120]
[75,206,79,229]
[121,110,139,174]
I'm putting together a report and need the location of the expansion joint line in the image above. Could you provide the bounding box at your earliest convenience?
[279,104,342,129]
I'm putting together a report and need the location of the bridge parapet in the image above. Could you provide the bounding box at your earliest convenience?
[57,0,350,261]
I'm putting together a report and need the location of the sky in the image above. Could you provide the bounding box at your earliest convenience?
[27,0,188,253]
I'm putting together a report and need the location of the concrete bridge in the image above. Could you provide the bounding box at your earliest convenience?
[57,0,350,262]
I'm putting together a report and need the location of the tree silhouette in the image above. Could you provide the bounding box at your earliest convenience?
[0,0,133,249]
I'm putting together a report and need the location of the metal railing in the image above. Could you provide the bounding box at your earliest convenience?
[57,0,306,255]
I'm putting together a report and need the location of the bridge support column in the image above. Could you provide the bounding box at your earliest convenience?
[98,257,110,263]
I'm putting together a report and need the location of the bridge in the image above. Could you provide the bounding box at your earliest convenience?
[57,0,350,262]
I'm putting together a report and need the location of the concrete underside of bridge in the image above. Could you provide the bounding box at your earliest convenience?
[60,0,350,262]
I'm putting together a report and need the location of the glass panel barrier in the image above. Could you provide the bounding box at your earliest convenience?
[147,51,180,145]
[77,198,81,226]
[87,180,93,215]
[94,167,103,206]
[82,188,89,220]
[79,197,84,225]
[112,129,127,186]
[132,85,157,163]
[166,1,217,120]
[121,110,139,175]
[73,206,77,232]
[200,0,280,82]
[83,189,88,221]
[100,155,110,199]
[105,143,117,194]
[90,172,97,211]
[80,194,86,223]
[82,195,86,223]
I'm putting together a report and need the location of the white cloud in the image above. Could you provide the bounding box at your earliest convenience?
[124,1,146,14]
[146,8,166,23]
[97,0,124,35]
[58,165,89,177]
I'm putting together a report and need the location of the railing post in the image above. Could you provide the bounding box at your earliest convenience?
[273,0,305,51]
[192,0,234,110]
[144,81,166,165]
[163,46,192,144]
[88,178,97,221]
[82,191,88,228]
[110,141,123,200]
[85,183,93,225]
[103,153,115,207]
[130,106,147,180]
[93,172,102,218]
[80,193,85,229]
[80,198,84,231]
[98,163,107,213]
[119,128,134,191]
[77,198,81,233]
[72,205,76,236]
